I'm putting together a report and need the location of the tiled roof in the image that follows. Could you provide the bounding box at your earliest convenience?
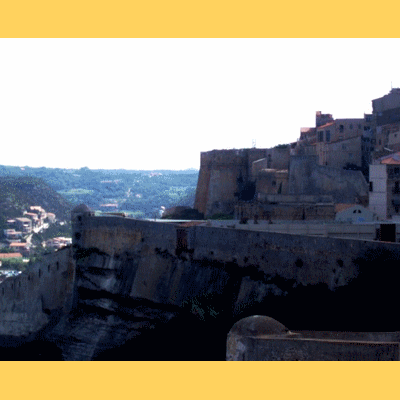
[317,122,335,129]
[0,253,23,259]
[335,204,358,213]
[378,152,400,165]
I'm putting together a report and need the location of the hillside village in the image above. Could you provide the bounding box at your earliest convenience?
[0,205,71,274]
[194,88,400,230]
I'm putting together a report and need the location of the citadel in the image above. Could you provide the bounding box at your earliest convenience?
[2,89,400,360]
[195,88,400,225]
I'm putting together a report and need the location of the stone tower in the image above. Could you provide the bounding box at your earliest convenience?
[71,204,94,251]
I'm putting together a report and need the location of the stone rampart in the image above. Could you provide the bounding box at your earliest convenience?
[289,155,368,204]
[72,214,400,333]
[194,147,291,217]
[0,247,75,337]
[226,316,400,361]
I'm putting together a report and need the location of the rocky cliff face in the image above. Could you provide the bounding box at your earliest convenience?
[42,215,237,360]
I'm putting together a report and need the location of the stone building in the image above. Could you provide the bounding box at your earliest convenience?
[369,152,400,220]
[296,111,373,174]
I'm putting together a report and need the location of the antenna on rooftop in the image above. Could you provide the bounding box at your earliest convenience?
[252,139,256,148]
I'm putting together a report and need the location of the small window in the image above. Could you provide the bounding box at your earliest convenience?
[339,125,344,132]
[326,130,331,142]
[272,181,276,187]
[369,182,373,192]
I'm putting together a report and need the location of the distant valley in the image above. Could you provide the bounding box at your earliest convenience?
[0,165,199,220]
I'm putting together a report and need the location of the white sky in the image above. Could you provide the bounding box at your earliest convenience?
[1,38,399,170]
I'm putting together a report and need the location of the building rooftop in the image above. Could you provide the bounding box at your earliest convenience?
[15,217,31,223]
[335,204,358,213]
[0,253,23,259]
[317,122,335,129]
[378,152,400,165]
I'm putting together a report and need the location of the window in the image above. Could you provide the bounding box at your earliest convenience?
[326,130,331,142]
[369,181,373,192]
[318,131,324,142]
[339,125,344,132]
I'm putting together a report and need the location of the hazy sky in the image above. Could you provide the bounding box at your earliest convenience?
[1,38,400,170]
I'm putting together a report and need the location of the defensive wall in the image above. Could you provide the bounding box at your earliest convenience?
[195,150,368,218]
[0,247,75,338]
[70,212,400,333]
[226,316,400,361]
[205,219,400,241]
[194,147,291,217]
[3,209,400,358]
[288,155,368,204]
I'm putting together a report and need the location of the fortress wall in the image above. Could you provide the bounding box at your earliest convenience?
[190,224,400,330]
[80,216,177,251]
[73,214,400,332]
[76,215,400,320]
[194,147,292,217]
[227,334,400,361]
[288,156,368,203]
[0,247,75,337]
[191,225,362,286]
[74,216,234,306]
[194,150,248,216]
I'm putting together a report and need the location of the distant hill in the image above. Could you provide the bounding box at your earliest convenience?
[0,165,199,219]
[0,177,73,230]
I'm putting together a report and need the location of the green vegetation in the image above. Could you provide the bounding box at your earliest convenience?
[0,258,26,272]
[0,176,73,231]
[0,165,199,220]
